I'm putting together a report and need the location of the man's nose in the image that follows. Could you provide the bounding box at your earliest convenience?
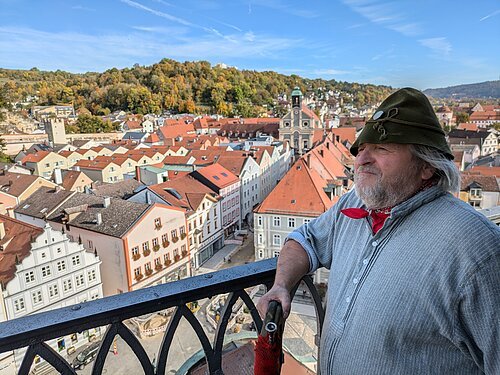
[355,148,373,166]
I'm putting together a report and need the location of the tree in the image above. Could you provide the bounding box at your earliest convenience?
[455,112,469,125]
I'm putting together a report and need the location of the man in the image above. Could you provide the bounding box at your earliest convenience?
[257,88,500,374]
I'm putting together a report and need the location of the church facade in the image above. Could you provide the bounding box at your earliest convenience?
[279,87,323,155]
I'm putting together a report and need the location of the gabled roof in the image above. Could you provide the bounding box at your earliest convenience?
[461,173,499,192]
[21,151,51,164]
[123,131,146,140]
[157,123,196,139]
[61,170,92,191]
[91,179,145,199]
[0,172,52,197]
[74,159,120,171]
[330,127,357,145]
[256,158,334,217]
[216,156,248,177]
[47,193,151,238]
[14,186,75,219]
[0,215,44,285]
[193,164,239,189]
[149,175,218,212]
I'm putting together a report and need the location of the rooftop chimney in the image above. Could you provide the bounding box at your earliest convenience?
[54,168,63,185]
[96,213,102,225]
[103,197,111,208]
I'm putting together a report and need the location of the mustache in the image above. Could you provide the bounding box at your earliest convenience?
[355,166,380,175]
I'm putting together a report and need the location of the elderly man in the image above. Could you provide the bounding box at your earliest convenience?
[257,88,500,374]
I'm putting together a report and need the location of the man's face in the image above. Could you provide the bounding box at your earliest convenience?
[354,143,425,209]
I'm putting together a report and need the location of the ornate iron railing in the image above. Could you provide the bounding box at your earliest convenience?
[0,258,325,375]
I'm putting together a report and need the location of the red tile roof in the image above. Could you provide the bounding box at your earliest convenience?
[194,163,239,189]
[256,158,334,217]
[457,123,479,131]
[0,215,44,285]
[21,151,51,163]
[61,170,91,190]
[330,127,357,145]
[467,166,500,177]
[157,123,196,139]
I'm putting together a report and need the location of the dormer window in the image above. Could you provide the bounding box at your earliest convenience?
[470,188,482,197]
[284,122,290,127]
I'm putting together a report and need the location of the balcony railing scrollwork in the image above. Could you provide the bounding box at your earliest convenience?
[0,258,325,375]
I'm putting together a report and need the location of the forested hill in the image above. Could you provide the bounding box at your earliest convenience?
[424,80,500,99]
[0,59,392,117]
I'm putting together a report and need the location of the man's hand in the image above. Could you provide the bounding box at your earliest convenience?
[257,284,292,319]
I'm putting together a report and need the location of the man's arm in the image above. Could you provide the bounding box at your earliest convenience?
[256,239,310,319]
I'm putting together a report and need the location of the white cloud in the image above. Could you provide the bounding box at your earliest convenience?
[418,37,452,56]
[342,0,421,36]
[249,0,319,18]
[479,9,500,21]
[0,26,297,72]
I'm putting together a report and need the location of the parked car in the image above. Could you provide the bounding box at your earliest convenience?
[72,341,101,370]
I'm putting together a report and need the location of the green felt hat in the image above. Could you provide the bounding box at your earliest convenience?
[350,87,453,160]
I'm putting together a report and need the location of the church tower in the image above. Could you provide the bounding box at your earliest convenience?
[45,118,67,146]
[279,87,322,155]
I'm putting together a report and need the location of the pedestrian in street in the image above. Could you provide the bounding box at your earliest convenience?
[257,88,500,374]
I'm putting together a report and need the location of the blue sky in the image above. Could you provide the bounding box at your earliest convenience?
[0,0,499,89]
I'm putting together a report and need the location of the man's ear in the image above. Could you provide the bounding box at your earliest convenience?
[420,163,435,181]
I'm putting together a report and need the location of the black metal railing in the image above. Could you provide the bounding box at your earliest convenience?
[0,258,325,375]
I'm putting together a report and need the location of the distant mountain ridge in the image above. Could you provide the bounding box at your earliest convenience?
[424,80,500,99]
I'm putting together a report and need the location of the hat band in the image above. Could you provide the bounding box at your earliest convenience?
[366,117,446,135]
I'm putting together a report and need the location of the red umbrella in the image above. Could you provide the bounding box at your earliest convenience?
[254,300,285,375]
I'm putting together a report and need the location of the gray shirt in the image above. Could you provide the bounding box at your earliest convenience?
[287,187,500,374]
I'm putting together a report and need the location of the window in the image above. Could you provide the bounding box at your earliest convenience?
[41,265,51,278]
[273,250,280,257]
[145,263,152,272]
[25,271,35,283]
[258,249,264,259]
[32,290,43,305]
[88,269,97,282]
[154,217,162,228]
[41,252,46,259]
[161,234,168,243]
[142,241,150,252]
[304,219,311,225]
[288,218,295,228]
[258,233,263,245]
[57,260,66,272]
[87,240,93,250]
[470,188,482,197]
[134,267,141,277]
[72,255,81,266]
[273,216,281,227]
[171,229,177,238]
[180,226,186,235]
[273,234,281,246]
[49,284,59,298]
[164,254,170,263]
[76,274,85,287]
[132,247,139,256]
[154,258,161,266]
[152,238,159,247]
[14,298,25,312]
[63,279,73,292]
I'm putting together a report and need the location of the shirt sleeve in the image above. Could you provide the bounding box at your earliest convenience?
[453,252,500,374]
[286,204,339,273]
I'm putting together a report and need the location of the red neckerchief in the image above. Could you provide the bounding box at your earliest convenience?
[342,179,436,234]
[341,207,391,234]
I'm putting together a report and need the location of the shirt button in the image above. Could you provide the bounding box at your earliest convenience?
[353,278,359,284]
[362,259,368,265]
[371,241,378,247]
[346,296,351,303]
